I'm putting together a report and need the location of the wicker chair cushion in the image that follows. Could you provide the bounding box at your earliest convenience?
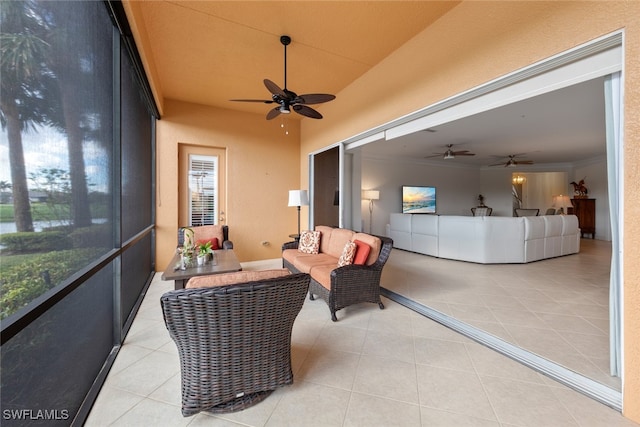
[193,225,225,246]
[337,241,357,267]
[186,269,291,289]
[298,230,321,254]
[351,233,381,266]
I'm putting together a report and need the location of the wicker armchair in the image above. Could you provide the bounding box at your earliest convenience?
[160,273,310,416]
[283,235,393,321]
[178,225,233,249]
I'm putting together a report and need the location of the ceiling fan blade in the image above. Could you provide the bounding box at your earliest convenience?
[425,153,445,158]
[264,79,287,98]
[293,104,323,119]
[230,99,275,104]
[295,93,336,105]
[515,160,534,165]
[451,151,475,156]
[266,107,281,120]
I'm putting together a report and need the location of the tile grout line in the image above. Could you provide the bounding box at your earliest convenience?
[380,287,622,411]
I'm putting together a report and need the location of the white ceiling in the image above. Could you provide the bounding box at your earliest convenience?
[357,76,607,167]
[124,1,607,167]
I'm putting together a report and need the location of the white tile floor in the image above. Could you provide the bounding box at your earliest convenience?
[86,252,638,426]
[381,238,618,390]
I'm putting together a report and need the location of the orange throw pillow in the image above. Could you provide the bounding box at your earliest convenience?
[352,240,371,265]
[195,238,219,250]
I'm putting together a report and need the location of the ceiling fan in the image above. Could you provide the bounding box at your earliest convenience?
[230,35,336,120]
[426,144,475,160]
[490,154,534,167]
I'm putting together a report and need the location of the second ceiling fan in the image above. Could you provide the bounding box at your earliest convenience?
[490,154,534,167]
[231,35,336,120]
[426,144,475,160]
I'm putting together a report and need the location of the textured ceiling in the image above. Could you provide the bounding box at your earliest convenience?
[123,0,459,118]
[124,1,606,166]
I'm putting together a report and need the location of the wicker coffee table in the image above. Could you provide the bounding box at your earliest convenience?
[161,249,242,290]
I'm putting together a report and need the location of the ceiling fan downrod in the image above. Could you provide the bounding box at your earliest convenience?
[281,35,291,91]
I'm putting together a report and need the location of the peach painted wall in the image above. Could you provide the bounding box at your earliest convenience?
[155,100,301,269]
[298,1,640,421]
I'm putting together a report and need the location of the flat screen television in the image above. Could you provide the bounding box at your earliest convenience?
[402,185,436,214]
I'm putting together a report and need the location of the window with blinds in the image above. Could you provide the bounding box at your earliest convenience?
[189,155,218,226]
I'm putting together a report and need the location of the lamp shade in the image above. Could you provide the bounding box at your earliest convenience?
[552,194,572,213]
[362,190,380,201]
[288,190,309,207]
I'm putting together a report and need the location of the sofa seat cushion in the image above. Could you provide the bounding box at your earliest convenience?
[351,233,381,265]
[293,253,338,273]
[282,248,300,265]
[283,249,338,273]
[186,268,291,289]
[309,264,334,290]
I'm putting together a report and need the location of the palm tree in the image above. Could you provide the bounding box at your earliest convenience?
[38,1,107,228]
[0,0,51,232]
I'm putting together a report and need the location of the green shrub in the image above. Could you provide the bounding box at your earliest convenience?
[68,224,112,249]
[0,231,72,254]
[0,248,103,319]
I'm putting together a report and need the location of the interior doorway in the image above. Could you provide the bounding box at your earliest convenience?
[313,147,339,227]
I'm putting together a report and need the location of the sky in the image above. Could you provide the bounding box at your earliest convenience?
[0,124,109,193]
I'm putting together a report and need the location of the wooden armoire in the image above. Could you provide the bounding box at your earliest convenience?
[569,198,596,239]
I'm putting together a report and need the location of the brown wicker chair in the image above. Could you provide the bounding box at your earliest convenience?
[160,273,310,416]
[282,235,393,321]
[177,225,233,249]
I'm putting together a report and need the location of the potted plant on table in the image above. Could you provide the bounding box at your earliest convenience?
[197,241,214,266]
[178,227,196,269]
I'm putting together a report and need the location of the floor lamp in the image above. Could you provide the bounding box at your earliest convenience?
[362,190,380,234]
[288,190,309,240]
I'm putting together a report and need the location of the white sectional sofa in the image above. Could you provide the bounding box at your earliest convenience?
[389,213,580,264]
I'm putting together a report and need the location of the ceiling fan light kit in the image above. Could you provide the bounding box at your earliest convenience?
[231,35,335,120]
